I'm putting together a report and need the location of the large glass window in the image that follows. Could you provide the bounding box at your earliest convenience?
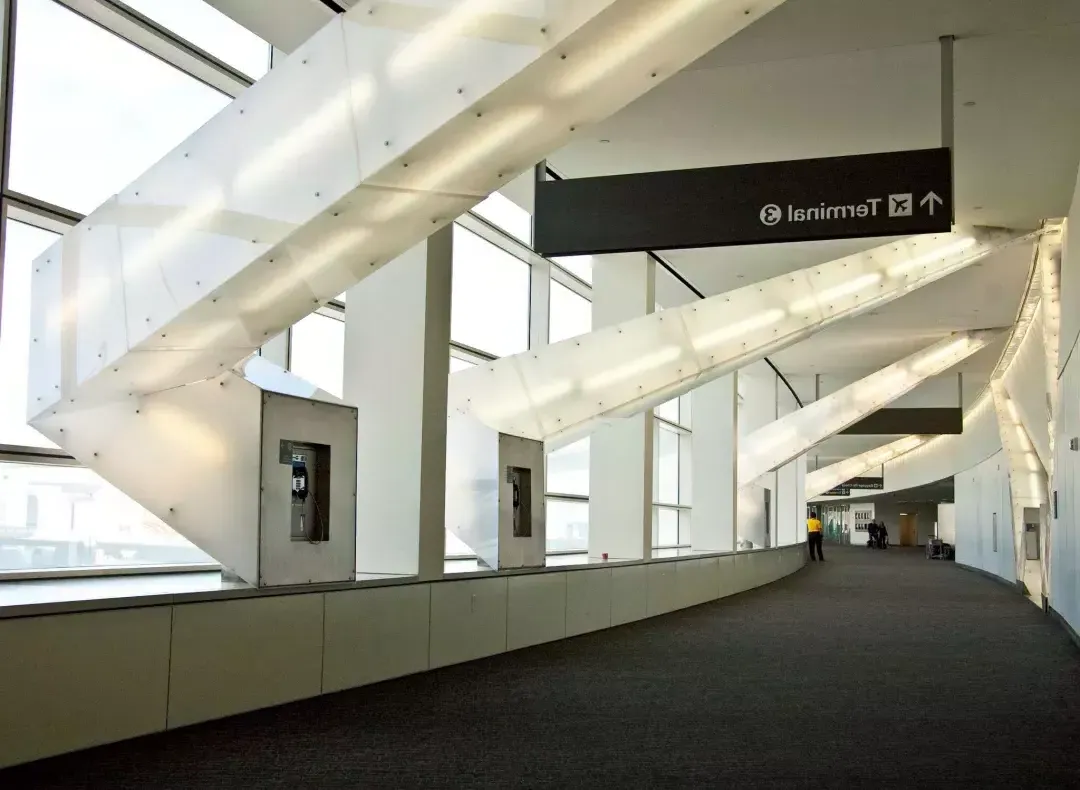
[0,220,60,449]
[653,395,691,548]
[121,0,271,79]
[451,225,530,357]
[547,438,589,497]
[656,425,680,504]
[289,312,345,398]
[472,192,531,246]
[546,499,588,553]
[11,0,232,213]
[0,460,213,572]
[552,255,593,284]
[549,280,591,344]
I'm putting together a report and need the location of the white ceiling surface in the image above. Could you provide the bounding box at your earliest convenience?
[543,0,1080,468]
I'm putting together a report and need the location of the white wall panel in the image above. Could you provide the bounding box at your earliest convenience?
[954,450,1015,584]
[507,573,567,650]
[1058,163,1080,368]
[610,564,648,626]
[428,577,508,669]
[168,594,324,728]
[323,584,431,694]
[0,608,171,768]
[565,568,613,637]
[717,554,739,598]
[937,503,956,543]
[646,562,679,616]
[1052,315,1080,632]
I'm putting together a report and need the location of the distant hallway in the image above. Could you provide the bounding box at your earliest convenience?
[6,547,1080,788]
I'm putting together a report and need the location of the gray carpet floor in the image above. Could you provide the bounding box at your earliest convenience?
[5,546,1080,788]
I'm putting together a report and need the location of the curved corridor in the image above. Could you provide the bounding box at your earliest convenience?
[6,547,1080,788]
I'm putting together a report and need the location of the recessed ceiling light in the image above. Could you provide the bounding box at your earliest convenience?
[973,206,983,210]
[963,101,976,107]
[599,139,610,144]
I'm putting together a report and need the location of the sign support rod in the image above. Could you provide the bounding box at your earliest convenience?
[940,34,955,221]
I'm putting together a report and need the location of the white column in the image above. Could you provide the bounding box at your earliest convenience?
[345,227,453,580]
[588,252,655,560]
[259,331,289,369]
[691,373,738,553]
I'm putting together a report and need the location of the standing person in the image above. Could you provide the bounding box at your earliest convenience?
[867,520,879,549]
[878,521,889,549]
[807,510,824,562]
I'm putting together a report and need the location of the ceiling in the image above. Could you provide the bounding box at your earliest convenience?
[546,0,1080,467]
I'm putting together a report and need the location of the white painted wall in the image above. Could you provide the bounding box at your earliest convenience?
[937,503,956,544]
[1051,164,1080,634]
[954,450,1015,584]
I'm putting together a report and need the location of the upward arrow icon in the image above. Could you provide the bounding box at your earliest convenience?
[920,191,943,215]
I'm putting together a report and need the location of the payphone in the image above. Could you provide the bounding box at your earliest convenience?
[282,440,331,543]
[507,466,533,538]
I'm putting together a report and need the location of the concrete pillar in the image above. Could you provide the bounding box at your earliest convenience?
[345,227,453,580]
[588,252,654,560]
[691,373,737,553]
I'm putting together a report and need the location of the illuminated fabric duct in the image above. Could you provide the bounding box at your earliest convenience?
[811,225,1050,503]
[450,227,1029,446]
[26,0,789,574]
[805,435,929,501]
[739,330,999,487]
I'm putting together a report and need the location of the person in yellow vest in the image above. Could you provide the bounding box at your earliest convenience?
[807,511,824,561]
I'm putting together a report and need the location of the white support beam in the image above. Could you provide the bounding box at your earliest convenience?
[30,0,789,572]
[739,330,1000,487]
[450,227,1029,449]
[806,435,928,501]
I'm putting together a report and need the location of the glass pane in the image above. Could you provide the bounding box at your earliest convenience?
[445,529,474,557]
[678,509,692,546]
[552,255,593,284]
[450,355,476,373]
[0,220,60,449]
[0,461,214,571]
[655,398,680,424]
[656,507,679,547]
[546,438,589,497]
[549,280,591,344]
[472,192,531,245]
[11,0,232,213]
[657,424,679,504]
[451,225,530,357]
[546,499,588,552]
[679,392,692,429]
[289,313,345,398]
[121,0,270,78]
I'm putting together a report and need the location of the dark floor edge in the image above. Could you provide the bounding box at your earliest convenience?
[1048,606,1080,652]
[956,564,1080,652]
[955,561,1024,593]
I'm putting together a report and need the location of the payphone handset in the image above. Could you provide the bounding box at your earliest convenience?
[291,458,309,503]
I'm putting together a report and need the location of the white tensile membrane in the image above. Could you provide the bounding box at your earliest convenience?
[738,329,1001,487]
[450,227,1030,448]
[24,0,795,576]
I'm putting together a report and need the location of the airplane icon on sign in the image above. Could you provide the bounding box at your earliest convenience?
[888,193,913,217]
